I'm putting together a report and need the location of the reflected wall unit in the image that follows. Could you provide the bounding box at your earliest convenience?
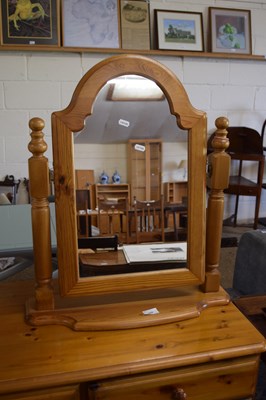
[164,181,188,204]
[128,139,162,204]
[95,184,130,206]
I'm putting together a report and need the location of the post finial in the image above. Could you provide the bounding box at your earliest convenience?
[28,117,47,157]
[210,116,230,153]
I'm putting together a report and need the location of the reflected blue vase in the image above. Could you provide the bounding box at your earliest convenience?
[100,171,109,184]
[112,170,121,184]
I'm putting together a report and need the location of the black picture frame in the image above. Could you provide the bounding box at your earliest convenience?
[155,9,204,52]
[1,0,60,46]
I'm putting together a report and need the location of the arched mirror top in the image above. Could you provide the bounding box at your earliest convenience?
[51,54,207,297]
[54,54,204,132]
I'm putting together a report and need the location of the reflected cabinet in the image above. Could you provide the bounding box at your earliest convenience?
[128,139,162,204]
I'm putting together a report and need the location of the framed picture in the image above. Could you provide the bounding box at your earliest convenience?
[120,0,150,50]
[155,10,204,52]
[209,7,252,54]
[0,0,60,46]
[62,0,120,49]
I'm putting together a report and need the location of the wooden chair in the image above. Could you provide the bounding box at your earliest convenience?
[133,195,165,243]
[208,126,265,229]
[97,197,129,244]
[76,189,91,237]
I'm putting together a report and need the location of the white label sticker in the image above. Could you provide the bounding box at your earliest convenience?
[118,119,130,127]
[134,144,145,152]
[142,307,160,315]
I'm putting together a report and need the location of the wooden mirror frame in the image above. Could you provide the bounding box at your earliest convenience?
[52,54,206,297]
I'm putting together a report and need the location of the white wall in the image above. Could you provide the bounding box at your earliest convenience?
[0,0,266,223]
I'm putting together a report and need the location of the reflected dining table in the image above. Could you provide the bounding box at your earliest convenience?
[79,247,187,277]
[77,202,188,241]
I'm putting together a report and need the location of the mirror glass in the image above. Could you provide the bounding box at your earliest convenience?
[73,76,189,278]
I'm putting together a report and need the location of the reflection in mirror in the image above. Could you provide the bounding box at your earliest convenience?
[73,76,189,278]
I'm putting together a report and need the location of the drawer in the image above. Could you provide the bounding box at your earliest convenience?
[87,356,258,400]
[3,384,81,400]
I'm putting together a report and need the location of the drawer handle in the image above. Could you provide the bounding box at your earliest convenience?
[172,387,187,399]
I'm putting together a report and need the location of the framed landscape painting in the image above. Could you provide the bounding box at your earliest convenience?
[209,7,252,54]
[155,10,204,52]
[1,0,60,46]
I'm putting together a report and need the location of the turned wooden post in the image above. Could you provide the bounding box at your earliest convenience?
[202,117,230,292]
[28,118,54,310]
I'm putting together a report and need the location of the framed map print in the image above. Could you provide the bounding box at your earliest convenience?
[62,0,120,49]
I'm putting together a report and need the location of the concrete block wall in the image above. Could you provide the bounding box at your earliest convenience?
[0,0,266,223]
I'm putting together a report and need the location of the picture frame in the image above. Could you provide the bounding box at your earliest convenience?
[209,7,252,54]
[0,0,60,46]
[62,0,120,49]
[155,10,204,52]
[120,0,150,50]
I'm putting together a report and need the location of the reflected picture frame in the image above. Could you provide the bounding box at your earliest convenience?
[209,7,252,54]
[62,0,120,49]
[155,9,204,52]
[0,0,60,46]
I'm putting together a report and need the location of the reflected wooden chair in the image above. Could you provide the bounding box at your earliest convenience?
[208,126,265,229]
[76,189,91,237]
[97,197,129,244]
[133,195,165,243]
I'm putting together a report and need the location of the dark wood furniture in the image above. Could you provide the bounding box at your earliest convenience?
[208,126,265,229]
[234,295,266,340]
[78,236,118,252]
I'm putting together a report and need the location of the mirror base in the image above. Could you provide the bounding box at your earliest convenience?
[25,286,229,331]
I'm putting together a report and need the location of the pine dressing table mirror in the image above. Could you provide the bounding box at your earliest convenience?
[26,54,231,331]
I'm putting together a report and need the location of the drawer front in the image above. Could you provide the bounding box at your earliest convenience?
[87,357,258,400]
[3,385,81,400]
